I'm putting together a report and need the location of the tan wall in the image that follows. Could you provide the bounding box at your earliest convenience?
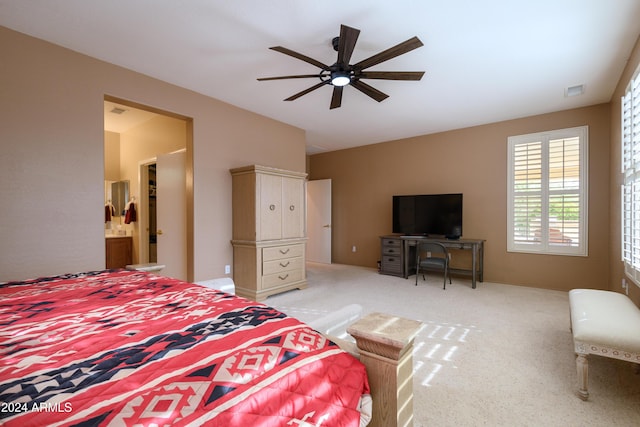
[104,132,121,181]
[3,22,639,298]
[609,35,640,305]
[310,104,610,292]
[0,26,305,282]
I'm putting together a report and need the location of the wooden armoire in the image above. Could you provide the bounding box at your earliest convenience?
[230,165,308,301]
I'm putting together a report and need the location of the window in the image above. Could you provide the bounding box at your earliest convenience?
[622,67,640,285]
[507,126,588,256]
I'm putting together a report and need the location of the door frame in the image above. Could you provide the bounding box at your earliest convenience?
[138,157,156,265]
[104,95,194,281]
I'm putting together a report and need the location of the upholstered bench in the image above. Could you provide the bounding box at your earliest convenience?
[569,289,640,400]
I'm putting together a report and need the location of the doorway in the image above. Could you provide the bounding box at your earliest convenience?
[103,96,194,281]
[139,161,157,265]
[148,163,157,262]
[306,179,332,264]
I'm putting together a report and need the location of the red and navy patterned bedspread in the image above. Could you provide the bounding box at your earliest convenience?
[0,270,370,426]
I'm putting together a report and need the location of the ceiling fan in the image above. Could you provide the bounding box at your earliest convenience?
[257,24,425,109]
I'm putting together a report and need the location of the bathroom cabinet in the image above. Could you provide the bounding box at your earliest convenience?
[106,236,132,269]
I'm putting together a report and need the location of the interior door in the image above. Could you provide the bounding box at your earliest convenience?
[306,179,332,264]
[156,150,187,280]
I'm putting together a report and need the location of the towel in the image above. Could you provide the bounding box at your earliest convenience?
[124,202,137,224]
[105,204,115,223]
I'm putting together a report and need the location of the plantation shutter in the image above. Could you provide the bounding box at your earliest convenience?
[511,141,542,246]
[622,69,640,284]
[547,136,581,247]
[508,126,588,256]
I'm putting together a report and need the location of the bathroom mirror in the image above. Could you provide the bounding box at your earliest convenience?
[110,180,129,216]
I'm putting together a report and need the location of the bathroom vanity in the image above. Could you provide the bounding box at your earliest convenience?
[105,236,132,269]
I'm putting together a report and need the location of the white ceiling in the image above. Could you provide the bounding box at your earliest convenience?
[104,101,159,134]
[2,0,640,154]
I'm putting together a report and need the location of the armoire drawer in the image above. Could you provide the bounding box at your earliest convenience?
[263,244,304,261]
[263,256,304,275]
[263,268,304,289]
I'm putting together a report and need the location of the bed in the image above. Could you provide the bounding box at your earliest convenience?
[0,269,372,426]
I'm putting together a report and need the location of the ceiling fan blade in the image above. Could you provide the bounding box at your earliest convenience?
[358,71,425,80]
[337,25,360,67]
[257,74,322,81]
[330,86,344,109]
[269,46,329,70]
[350,80,389,103]
[284,81,329,101]
[353,36,423,70]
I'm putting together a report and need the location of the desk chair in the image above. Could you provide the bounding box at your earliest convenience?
[415,242,451,289]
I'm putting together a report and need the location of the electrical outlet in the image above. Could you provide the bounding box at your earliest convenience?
[225,265,231,274]
[622,278,629,295]
[352,245,356,252]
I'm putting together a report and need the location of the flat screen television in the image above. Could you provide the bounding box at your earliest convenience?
[392,193,463,239]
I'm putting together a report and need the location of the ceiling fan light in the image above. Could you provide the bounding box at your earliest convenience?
[331,71,350,87]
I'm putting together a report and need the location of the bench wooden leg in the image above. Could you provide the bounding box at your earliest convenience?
[576,353,589,401]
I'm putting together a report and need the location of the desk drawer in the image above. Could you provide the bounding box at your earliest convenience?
[382,255,403,274]
[381,238,402,248]
[382,245,402,256]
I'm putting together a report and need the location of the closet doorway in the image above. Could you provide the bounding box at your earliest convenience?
[139,161,157,264]
[307,179,332,264]
[104,96,193,281]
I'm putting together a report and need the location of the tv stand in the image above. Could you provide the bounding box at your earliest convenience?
[379,235,485,288]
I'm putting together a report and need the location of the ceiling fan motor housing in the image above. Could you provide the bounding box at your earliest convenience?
[332,36,340,51]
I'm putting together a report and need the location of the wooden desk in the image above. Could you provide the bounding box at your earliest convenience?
[380,235,485,289]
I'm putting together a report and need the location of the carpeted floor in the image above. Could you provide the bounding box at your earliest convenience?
[267,262,640,427]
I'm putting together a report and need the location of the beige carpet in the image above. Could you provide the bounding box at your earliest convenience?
[267,262,640,427]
